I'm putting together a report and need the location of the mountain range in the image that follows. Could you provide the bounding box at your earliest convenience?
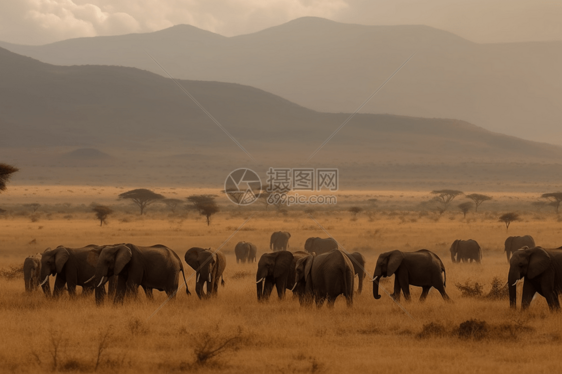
[1,17,560,145]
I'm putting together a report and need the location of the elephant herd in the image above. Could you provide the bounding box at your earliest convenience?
[23,244,226,304]
[20,232,562,312]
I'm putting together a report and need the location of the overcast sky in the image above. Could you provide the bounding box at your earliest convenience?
[1,0,561,45]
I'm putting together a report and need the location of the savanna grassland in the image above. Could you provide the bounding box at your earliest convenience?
[1,186,562,374]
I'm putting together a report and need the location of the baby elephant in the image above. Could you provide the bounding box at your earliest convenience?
[24,253,50,295]
[372,249,450,302]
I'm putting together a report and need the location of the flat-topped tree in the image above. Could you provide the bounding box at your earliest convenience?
[187,195,219,226]
[541,192,562,214]
[499,212,520,231]
[92,205,113,226]
[458,202,473,218]
[118,188,165,215]
[430,189,464,211]
[465,194,492,212]
[0,163,18,192]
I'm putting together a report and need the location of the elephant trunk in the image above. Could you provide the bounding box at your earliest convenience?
[508,268,521,309]
[450,253,456,263]
[372,271,381,300]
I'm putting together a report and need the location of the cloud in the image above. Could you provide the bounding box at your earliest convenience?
[0,0,560,45]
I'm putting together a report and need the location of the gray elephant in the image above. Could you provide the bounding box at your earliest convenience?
[344,252,366,294]
[450,239,482,263]
[256,251,294,300]
[505,235,535,262]
[184,247,226,299]
[235,241,257,263]
[24,253,50,294]
[372,249,450,302]
[270,231,291,251]
[294,250,354,308]
[92,243,188,304]
[40,245,105,302]
[304,237,338,255]
[509,246,562,311]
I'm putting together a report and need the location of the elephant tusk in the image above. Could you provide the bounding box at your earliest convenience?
[208,274,212,283]
[85,275,95,283]
[371,276,379,282]
[512,279,521,287]
[256,278,264,284]
[291,283,297,291]
[97,276,106,288]
[40,276,49,286]
[197,274,200,282]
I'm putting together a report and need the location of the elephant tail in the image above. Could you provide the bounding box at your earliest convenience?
[181,269,191,296]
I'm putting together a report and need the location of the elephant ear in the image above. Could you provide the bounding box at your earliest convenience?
[54,247,70,274]
[274,251,294,278]
[387,251,405,276]
[505,237,512,251]
[114,245,133,275]
[86,247,103,267]
[184,248,201,271]
[527,247,551,279]
[451,240,459,254]
[304,256,314,287]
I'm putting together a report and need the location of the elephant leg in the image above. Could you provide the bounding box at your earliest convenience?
[433,279,450,302]
[67,283,77,298]
[521,280,537,310]
[81,286,93,297]
[114,276,128,304]
[392,277,401,301]
[53,276,66,298]
[398,272,410,301]
[95,285,106,306]
[326,296,336,308]
[315,295,326,309]
[419,286,431,302]
[143,286,154,300]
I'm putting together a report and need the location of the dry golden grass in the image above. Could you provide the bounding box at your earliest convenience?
[1,187,562,373]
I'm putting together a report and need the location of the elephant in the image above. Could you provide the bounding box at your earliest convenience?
[505,235,535,262]
[235,241,257,263]
[344,252,367,294]
[304,237,338,255]
[294,250,354,308]
[270,231,291,251]
[256,251,294,300]
[23,253,50,294]
[92,243,188,304]
[40,245,105,302]
[450,239,482,263]
[184,247,226,299]
[508,246,562,311]
[372,249,450,302]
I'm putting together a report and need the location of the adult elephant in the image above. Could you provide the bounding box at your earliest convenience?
[40,245,105,302]
[450,239,482,263]
[184,247,226,299]
[93,243,188,304]
[235,241,257,263]
[304,237,338,255]
[256,251,294,300]
[294,250,354,308]
[372,249,450,302]
[270,232,291,252]
[344,252,367,294]
[24,253,50,294]
[505,235,535,262]
[509,246,562,311]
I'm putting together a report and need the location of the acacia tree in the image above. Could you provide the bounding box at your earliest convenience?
[0,163,18,192]
[92,205,113,226]
[118,189,165,215]
[499,212,520,231]
[163,198,184,213]
[187,195,219,226]
[458,202,473,218]
[465,194,492,212]
[541,192,562,214]
[430,190,463,212]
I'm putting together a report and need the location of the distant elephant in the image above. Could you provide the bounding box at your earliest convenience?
[40,245,105,302]
[92,243,188,304]
[372,249,450,302]
[256,251,294,300]
[450,239,482,263]
[294,250,354,308]
[344,252,366,294]
[184,247,226,299]
[235,241,257,263]
[270,231,291,251]
[505,235,535,262]
[304,237,338,255]
[23,253,50,294]
[509,246,562,311]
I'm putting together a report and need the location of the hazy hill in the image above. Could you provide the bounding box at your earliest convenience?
[1,17,560,145]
